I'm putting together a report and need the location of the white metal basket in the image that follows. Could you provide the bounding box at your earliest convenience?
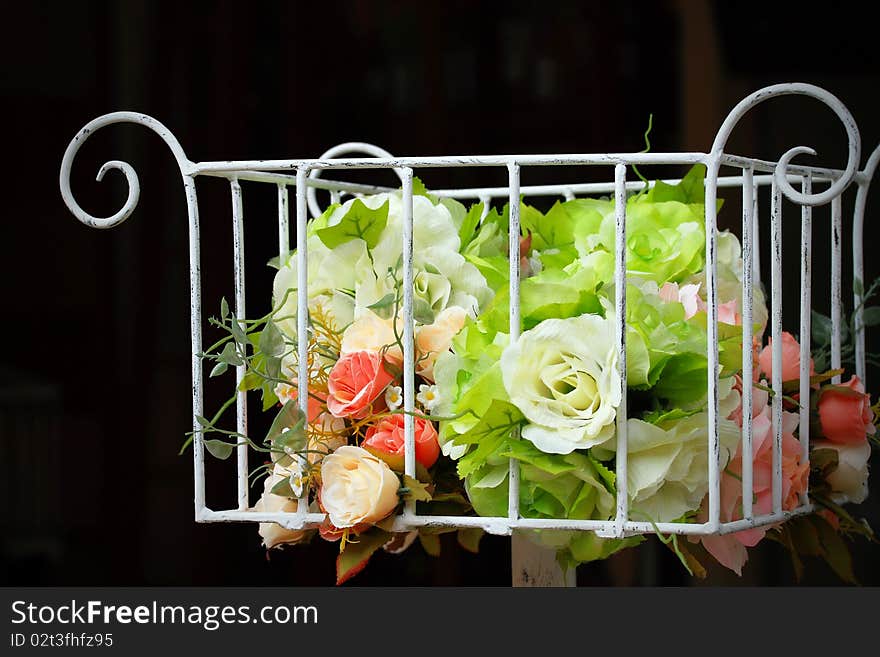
[59,83,878,551]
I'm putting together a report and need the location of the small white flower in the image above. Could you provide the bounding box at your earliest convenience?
[385,385,403,410]
[274,460,305,498]
[416,384,440,412]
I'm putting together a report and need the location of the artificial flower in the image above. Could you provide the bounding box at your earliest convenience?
[817,375,876,445]
[320,446,400,528]
[385,385,403,410]
[757,331,814,383]
[326,351,394,419]
[362,413,440,469]
[415,305,469,381]
[416,384,440,412]
[813,440,871,505]
[254,463,309,549]
[500,313,620,454]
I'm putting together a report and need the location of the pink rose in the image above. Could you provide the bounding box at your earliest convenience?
[757,331,814,383]
[817,375,876,445]
[327,351,394,419]
[697,376,809,574]
[363,413,440,469]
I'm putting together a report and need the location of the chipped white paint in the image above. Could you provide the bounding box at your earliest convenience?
[59,84,875,583]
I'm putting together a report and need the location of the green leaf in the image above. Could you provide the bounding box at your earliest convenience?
[316,198,389,249]
[238,370,262,391]
[258,321,285,358]
[267,400,306,449]
[418,532,442,557]
[229,318,247,347]
[205,439,235,460]
[367,293,396,310]
[457,528,484,554]
[210,361,228,377]
[195,415,211,428]
[861,306,880,327]
[811,310,834,346]
[336,529,392,585]
[401,475,433,503]
[458,202,484,250]
[412,176,438,203]
[412,297,435,325]
[645,164,707,205]
[814,514,858,584]
[218,342,244,366]
[270,476,295,498]
[220,297,229,320]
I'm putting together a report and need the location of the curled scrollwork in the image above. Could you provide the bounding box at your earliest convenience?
[709,83,861,207]
[59,112,193,229]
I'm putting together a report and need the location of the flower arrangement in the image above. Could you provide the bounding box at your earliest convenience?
[193,166,878,584]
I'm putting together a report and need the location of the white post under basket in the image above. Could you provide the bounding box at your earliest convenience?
[60,83,878,586]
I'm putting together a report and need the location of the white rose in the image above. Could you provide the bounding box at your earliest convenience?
[320,446,400,528]
[501,314,621,454]
[254,463,309,549]
[608,378,741,522]
[813,440,871,505]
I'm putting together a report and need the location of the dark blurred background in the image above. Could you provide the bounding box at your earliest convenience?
[2,0,879,586]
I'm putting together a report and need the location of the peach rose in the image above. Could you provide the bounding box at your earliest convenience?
[341,311,403,363]
[320,446,400,528]
[362,414,440,469]
[817,375,876,445]
[757,331,814,383]
[415,306,468,381]
[327,351,394,419]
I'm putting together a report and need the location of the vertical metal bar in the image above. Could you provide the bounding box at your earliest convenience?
[830,195,843,384]
[507,162,521,521]
[704,163,721,530]
[278,183,290,258]
[854,181,868,384]
[752,176,761,287]
[770,181,784,516]
[740,166,755,519]
[613,163,628,536]
[230,178,249,511]
[798,175,812,505]
[295,168,310,515]
[186,175,206,519]
[401,168,417,516]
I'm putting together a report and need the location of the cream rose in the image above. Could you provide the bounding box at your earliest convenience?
[254,463,309,549]
[813,440,871,505]
[320,446,400,528]
[500,313,621,454]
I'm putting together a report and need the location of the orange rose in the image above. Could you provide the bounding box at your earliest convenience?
[757,331,814,383]
[362,414,440,468]
[327,351,394,419]
[817,375,876,445]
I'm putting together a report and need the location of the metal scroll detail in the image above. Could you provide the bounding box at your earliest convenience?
[59,112,194,228]
[59,112,207,519]
[708,82,861,207]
